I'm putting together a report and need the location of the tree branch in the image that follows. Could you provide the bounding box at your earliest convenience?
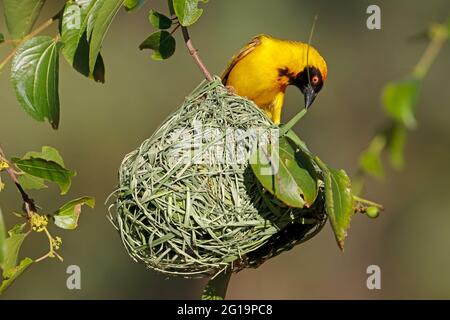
[181,26,213,82]
[354,20,449,195]
[0,145,37,215]
[0,49,16,73]
[412,23,448,79]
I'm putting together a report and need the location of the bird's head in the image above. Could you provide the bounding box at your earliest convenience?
[292,45,327,109]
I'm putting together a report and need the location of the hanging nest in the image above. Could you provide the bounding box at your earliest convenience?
[109,77,327,277]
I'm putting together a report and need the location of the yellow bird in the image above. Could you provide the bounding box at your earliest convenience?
[222,35,328,124]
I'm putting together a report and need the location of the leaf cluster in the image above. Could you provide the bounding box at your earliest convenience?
[358,19,449,183]
[0,146,94,295]
[0,0,209,128]
[251,129,379,250]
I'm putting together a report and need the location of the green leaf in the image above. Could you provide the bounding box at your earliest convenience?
[0,33,4,44]
[8,223,27,237]
[88,0,123,72]
[11,36,63,129]
[61,0,105,83]
[23,146,65,166]
[1,226,28,272]
[124,0,146,11]
[17,173,47,191]
[250,136,318,208]
[148,10,172,29]
[74,34,106,82]
[139,31,176,60]
[0,258,33,295]
[382,79,421,129]
[59,3,83,55]
[16,146,67,191]
[316,158,354,250]
[387,124,407,170]
[0,208,6,266]
[360,151,384,179]
[12,157,75,195]
[3,0,46,40]
[201,269,232,300]
[282,129,312,156]
[173,0,204,26]
[14,147,74,193]
[86,1,103,39]
[53,196,95,230]
[359,135,386,179]
[288,138,319,205]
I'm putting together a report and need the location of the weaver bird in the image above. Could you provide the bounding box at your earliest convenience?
[222,35,327,124]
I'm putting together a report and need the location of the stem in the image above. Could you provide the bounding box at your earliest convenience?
[412,24,448,79]
[353,195,384,209]
[201,268,232,300]
[23,18,55,42]
[0,50,16,73]
[0,17,56,72]
[0,145,37,215]
[181,26,213,82]
[170,23,181,36]
[2,39,20,45]
[35,228,63,263]
[280,108,308,136]
[356,20,448,195]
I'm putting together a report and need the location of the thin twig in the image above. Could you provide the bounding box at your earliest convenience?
[353,195,384,209]
[412,24,448,79]
[0,145,37,215]
[35,228,63,263]
[0,50,16,72]
[23,17,55,41]
[0,17,56,72]
[181,26,213,82]
[202,268,232,300]
[354,21,449,195]
[2,39,20,45]
[170,23,181,36]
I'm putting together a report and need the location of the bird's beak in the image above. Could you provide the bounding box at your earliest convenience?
[304,84,317,109]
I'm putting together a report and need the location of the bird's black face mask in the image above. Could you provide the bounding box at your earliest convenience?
[292,67,324,109]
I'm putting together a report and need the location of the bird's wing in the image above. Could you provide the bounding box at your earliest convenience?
[221,35,263,84]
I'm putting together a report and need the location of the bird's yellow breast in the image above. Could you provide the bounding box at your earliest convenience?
[223,35,327,124]
[225,36,296,106]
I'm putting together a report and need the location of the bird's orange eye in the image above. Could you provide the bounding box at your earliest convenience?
[311,76,319,85]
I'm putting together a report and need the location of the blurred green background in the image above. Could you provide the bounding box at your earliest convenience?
[1,0,449,299]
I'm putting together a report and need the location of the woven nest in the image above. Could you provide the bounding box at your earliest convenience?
[109,77,327,277]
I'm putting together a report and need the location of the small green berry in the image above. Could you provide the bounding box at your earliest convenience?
[366,206,380,218]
